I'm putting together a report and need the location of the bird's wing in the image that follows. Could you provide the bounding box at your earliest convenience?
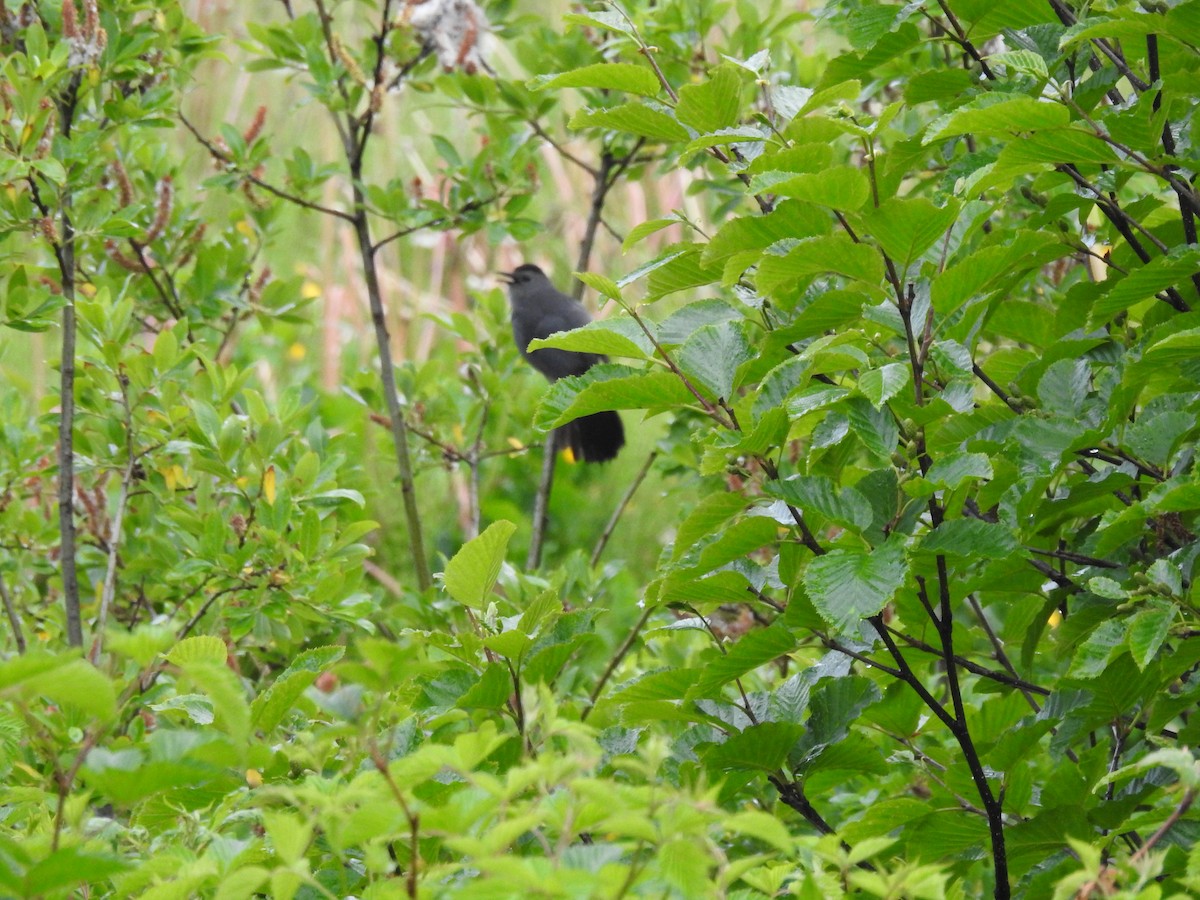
[520,305,603,380]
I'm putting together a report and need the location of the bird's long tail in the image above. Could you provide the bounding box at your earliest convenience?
[556,411,625,463]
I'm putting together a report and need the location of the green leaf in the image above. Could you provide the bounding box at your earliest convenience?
[676,65,743,132]
[773,166,871,210]
[569,103,689,142]
[443,520,517,610]
[1126,601,1174,670]
[702,200,828,265]
[757,234,885,295]
[457,663,512,710]
[527,317,653,359]
[702,722,804,772]
[671,493,748,562]
[250,646,344,732]
[926,452,993,489]
[803,540,908,633]
[861,197,961,265]
[622,217,680,253]
[185,661,251,746]
[925,94,1069,143]
[858,363,910,409]
[688,623,799,697]
[678,321,752,399]
[535,367,696,430]
[1087,249,1200,326]
[1067,620,1126,679]
[769,475,874,533]
[166,635,228,667]
[932,231,1064,314]
[0,654,117,722]
[22,848,128,895]
[575,271,624,302]
[919,519,1019,559]
[531,63,661,97]
[996,128,1118,167]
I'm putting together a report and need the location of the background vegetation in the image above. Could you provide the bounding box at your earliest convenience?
[1,0,1199,897]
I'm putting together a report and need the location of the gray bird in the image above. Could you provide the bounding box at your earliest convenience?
[500,263,625,463]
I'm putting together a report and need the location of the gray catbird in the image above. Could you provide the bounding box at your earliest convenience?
[500,263,625,463]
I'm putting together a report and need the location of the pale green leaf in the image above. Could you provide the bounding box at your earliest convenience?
[531,63,661,97]
[443,520,517,610]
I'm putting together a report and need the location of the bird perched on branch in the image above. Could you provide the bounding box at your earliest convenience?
[500,263,625,463]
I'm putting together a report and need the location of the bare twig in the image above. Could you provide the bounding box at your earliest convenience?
[591,450,658,567]
[582,603,654,719]
[526,432,558,570]
[88,373,138,665]
[0,571,26,654]
[178,112,355,222]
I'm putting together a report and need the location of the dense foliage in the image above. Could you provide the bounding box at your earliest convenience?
[2,0,1199,897]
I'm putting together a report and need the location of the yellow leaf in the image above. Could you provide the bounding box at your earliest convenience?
[263,465,277,505]
[245,769,263,788]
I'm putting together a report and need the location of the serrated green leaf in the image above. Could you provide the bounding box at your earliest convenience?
[1088,249,1200,327]
[531,63,660,97]
[926,452,993,488]
[769,475,874,533]
[527,317,652,359]
[859,363,910,409]
[773,166,871,210]
[535,367,695,430]
[678,321,752,399]
[0,655,117,722]
[250,646,344,732]
[569,103,689,141]
[926,94,1069,143]
[688,624,799,697]
[443,520,517,610]
[757,234,884,295]
[919,519,1018,559]
[861,197,961,266]
[1127,601,1174,670]
[676,65,743,132]
[672,493,748,562]
[1067,619,1126,679]
[803,540,907,633]
[702,721,804,772]
[575,271,624,302]
[166,635,228,667]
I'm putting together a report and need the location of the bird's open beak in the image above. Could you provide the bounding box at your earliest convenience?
[497,271,516,285]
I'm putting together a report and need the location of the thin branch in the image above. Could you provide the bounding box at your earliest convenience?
[582,603,654,720]
[619,302,738,429]
[52,727,97,851]
[0,571,26,654]
[88,373,137,665]
[369,740,421,898]
[933,0,996,80]
[528,117,597,176]
[1131,788,1196,862]
[526,432,558,570]
[53,74,84,647]
[886,626,1049,697]
[591,450,658,567]
[179,112,355,222]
